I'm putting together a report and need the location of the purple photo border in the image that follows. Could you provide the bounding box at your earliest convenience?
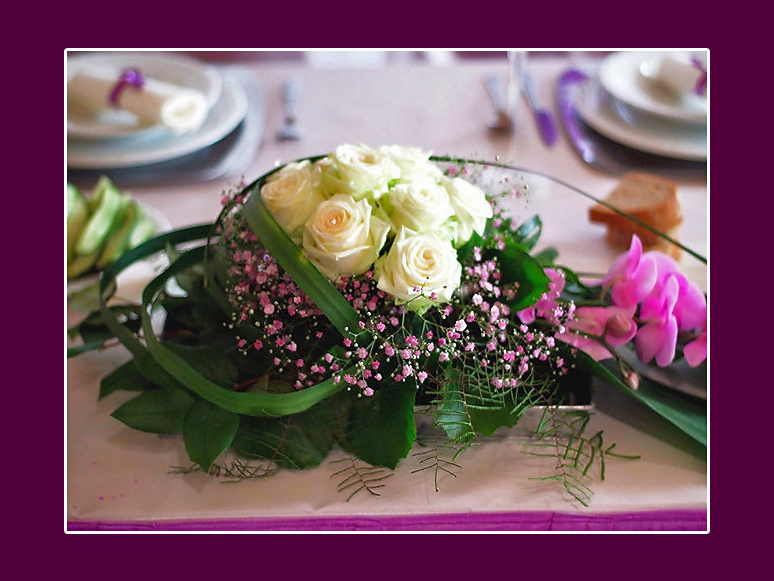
[68,509,707,532]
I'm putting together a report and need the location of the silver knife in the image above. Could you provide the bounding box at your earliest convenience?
[522,71,558,147]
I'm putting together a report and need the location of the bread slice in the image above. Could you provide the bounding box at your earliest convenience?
[589,172,683,258]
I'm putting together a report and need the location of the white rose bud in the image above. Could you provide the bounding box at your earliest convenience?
[387,176,455,236]
[318,143,401,200]
[375,228,462,312]
[261,160,327,241]
[379,145,443,182]
[441,176,493,245]
[303,194,390,281]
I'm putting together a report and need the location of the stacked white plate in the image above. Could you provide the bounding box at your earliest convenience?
[67,52,248,169]
[574,51,707,161]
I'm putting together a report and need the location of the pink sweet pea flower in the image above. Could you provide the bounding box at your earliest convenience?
[557,305,637,361]
[603,235,658,310]
[635,274,680,367]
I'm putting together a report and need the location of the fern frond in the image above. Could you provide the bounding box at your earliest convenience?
[329,456,393,502]
[169,458,277,482]
[526,406,638,506]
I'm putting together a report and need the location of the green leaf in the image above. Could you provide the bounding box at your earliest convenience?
[137,229,350,418]
[435,366,527,441]
[434,368,474,442]
[240,181,367,343]
[486,240,551,311]
[346,380,417,469]
[512,214,543,250]
[574,351,707,447]
[164,344,239,389]
[183,400,240,472]
[132,350,187,391]
[111,386,195,434]
[231,401,340,469]
[99,359,159,400]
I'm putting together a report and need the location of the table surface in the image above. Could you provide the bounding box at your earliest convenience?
[65,51,708,532]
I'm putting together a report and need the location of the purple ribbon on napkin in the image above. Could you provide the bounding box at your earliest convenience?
[108,68,145,106]
[691,58,707,95]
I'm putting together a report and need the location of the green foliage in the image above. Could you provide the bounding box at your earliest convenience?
[98,358,159,400]
[111,387,195,434]
[526,407,640,507]
[183,400,240,473]
[231,400,340,469]
[345,378,418,469]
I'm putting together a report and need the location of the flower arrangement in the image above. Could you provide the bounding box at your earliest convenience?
[69,144,707,505]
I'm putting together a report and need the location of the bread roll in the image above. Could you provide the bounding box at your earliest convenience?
[589,172,683,259]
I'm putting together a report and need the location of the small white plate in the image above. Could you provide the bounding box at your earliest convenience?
[598,51,707,124]
[67,52,223,140]
[67,78,247,169]
[575,79,707,161]
[67,202,172,295]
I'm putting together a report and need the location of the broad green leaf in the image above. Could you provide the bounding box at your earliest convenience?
[99,224,216,358]
[468,394,524,437]
[435,368,474,442]
[574,351,707,447]
[164,344,239,389]
[139,242,349,417]
[99,359,159,400]
[111,386,195,434]
[345,380,417,469]
[183,400,240,472]
[231,400,340,469]
[435,367,527,441]
[132,350,187,391]
[513,214,543,250]
[486,240,551,311]
[67,340,109,358]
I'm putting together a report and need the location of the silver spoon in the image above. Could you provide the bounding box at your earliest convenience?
[276,78,301,141]
[483,75,511,133]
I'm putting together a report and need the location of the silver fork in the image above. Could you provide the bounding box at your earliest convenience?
[276,78,301,141]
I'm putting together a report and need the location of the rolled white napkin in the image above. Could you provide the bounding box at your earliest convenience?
[67,66,209,134]
[651,53,707,97]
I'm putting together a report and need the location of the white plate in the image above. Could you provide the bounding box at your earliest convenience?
[598,51,707,124]
[67,202,173,295]
[67,78,247,169]
[67,52,223,139]
[575,79,707,161]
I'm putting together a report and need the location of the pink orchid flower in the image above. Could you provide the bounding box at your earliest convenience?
[644,250,707,332]
[635,274,680,367]
[683,321,707,367]
[557,305,637,361]
[603,235,658,310]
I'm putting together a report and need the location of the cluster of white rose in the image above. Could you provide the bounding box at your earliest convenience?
[260,144,493,311]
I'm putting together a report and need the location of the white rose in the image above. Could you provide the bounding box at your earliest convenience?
[386,176,455,236]
[380,145,443,182]
[260,160,327,241]
[375,228,462,311]
[302,194,390,281]
[318,143,401,200]
[441,176,493,245]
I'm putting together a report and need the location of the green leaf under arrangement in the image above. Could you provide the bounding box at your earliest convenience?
[69,148,707,505]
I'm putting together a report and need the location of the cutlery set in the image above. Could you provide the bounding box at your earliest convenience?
[484,52,707,179]
[484,69,558,147]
